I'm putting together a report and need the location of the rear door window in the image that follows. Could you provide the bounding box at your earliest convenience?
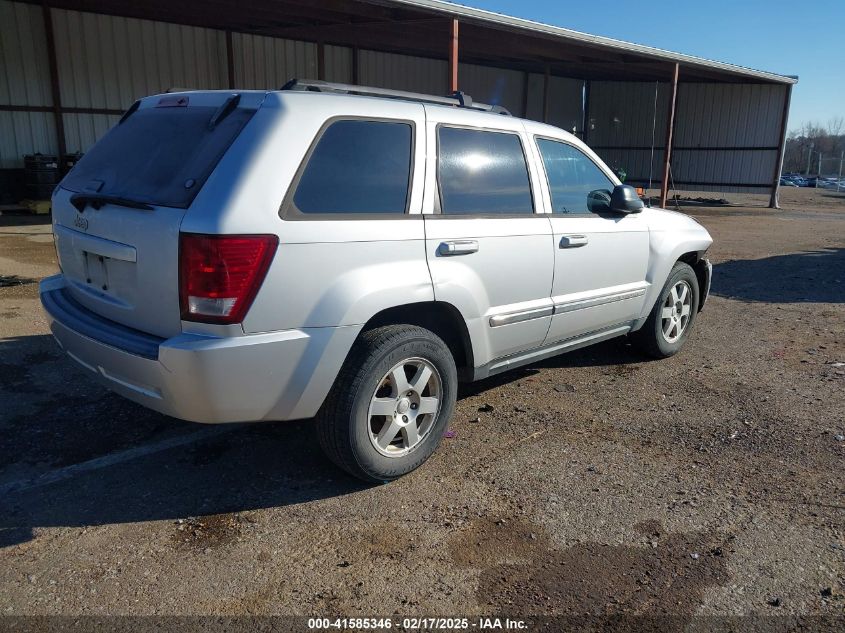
[536,138,614,214]
[437,127,534,215]
[290,119,413,215]
[61,102,256,209]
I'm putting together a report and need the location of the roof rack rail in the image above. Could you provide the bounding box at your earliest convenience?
[279,79,511,116]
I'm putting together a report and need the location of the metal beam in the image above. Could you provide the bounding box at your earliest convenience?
[225,31,235,89]
[351,46,359,84]
[41,1,66,160]
[582,80,591,141]
[317,40,325,80]
[521,71,529,118]
[769,84,793,209]
[448,18,459,92]
[542,63,550,122]
[659,62,679,208]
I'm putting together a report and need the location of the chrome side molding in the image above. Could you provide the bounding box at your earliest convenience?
[553,288,646,314]
[489,305,554,327]
[488,286,646,328]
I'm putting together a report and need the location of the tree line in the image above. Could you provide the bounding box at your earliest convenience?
[783,117,845,176]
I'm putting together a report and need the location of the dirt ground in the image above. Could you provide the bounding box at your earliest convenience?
[0,187,843,628]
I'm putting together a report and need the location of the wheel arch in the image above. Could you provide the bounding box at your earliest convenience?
[676,250,710,312]
[361,301,475,379]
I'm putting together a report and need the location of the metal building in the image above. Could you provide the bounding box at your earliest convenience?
[0,0,797,207]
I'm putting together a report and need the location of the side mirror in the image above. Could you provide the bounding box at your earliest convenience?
[610,184,644,214]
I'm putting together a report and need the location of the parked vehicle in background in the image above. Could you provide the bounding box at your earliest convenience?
[784,173,810,187]
[780,177,799,186]
[39,80,713,482]
[783,174,807,186]
[818,177,843,190]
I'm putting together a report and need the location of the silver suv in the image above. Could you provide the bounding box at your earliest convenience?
[40,80,713,481]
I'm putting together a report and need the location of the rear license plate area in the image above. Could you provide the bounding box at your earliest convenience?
[84,251,111,292]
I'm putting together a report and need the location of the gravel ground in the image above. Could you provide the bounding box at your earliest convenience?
[0,188,843,626]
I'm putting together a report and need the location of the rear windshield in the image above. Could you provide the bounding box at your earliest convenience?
[61,103,255,208]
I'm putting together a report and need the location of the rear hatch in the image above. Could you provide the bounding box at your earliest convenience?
[53,91,262,338]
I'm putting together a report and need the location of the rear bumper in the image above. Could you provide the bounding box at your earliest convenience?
[39,275,360,423]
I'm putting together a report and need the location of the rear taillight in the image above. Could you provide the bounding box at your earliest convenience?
[179,233,278,324]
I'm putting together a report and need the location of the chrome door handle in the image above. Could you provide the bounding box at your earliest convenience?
[560,235,588,248]
[438,240,479,256]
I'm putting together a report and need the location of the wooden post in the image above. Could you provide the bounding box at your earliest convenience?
[448,19,459,93]
[542,63,550,123]
[41,2,66,159]
[225,31,235,89]
[769,84,793,209]
[659,62,680,209]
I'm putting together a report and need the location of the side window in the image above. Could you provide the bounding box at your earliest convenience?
[438,127,533,215]
[536,138,614,214]
[292,119,412,214]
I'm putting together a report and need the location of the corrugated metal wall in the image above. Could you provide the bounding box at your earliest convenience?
[324,44,353,83]
[0,1,51,106]
[458,62,524,115]
[0,0,786,196]
[49,8,228,156]
[588,81,669,147]
[586,81,786,192]
[524,74,584,133]
[524,73,544,121]
[232,32,316,88]
[52,9,227,109]
[358,49,448,95]
[0,112,57,169]
[587,81,669,188]
[0,0,55,168]
[547,76,584,134]
[672,83,786,192]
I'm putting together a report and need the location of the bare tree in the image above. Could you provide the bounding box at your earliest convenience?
[783,120,844,174]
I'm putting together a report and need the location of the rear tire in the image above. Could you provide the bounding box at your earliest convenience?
[631,261,700,359]
[316,324,457,482]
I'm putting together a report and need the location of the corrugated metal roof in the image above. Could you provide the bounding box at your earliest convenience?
[384,0,798,85]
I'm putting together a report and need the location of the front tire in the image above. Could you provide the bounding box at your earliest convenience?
[316,324,457,482]
[631,261,700,358]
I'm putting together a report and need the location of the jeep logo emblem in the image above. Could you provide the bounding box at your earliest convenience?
[73,214,89,231]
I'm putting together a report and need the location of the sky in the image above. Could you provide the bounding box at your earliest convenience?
[458,0,844,133]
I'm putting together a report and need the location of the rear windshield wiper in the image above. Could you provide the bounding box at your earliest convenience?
[70,193,153,213]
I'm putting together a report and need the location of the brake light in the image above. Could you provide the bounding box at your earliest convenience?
[179,233,278,324]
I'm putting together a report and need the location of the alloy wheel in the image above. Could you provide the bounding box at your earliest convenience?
[367,357,442,458]
[660,280,692,343]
